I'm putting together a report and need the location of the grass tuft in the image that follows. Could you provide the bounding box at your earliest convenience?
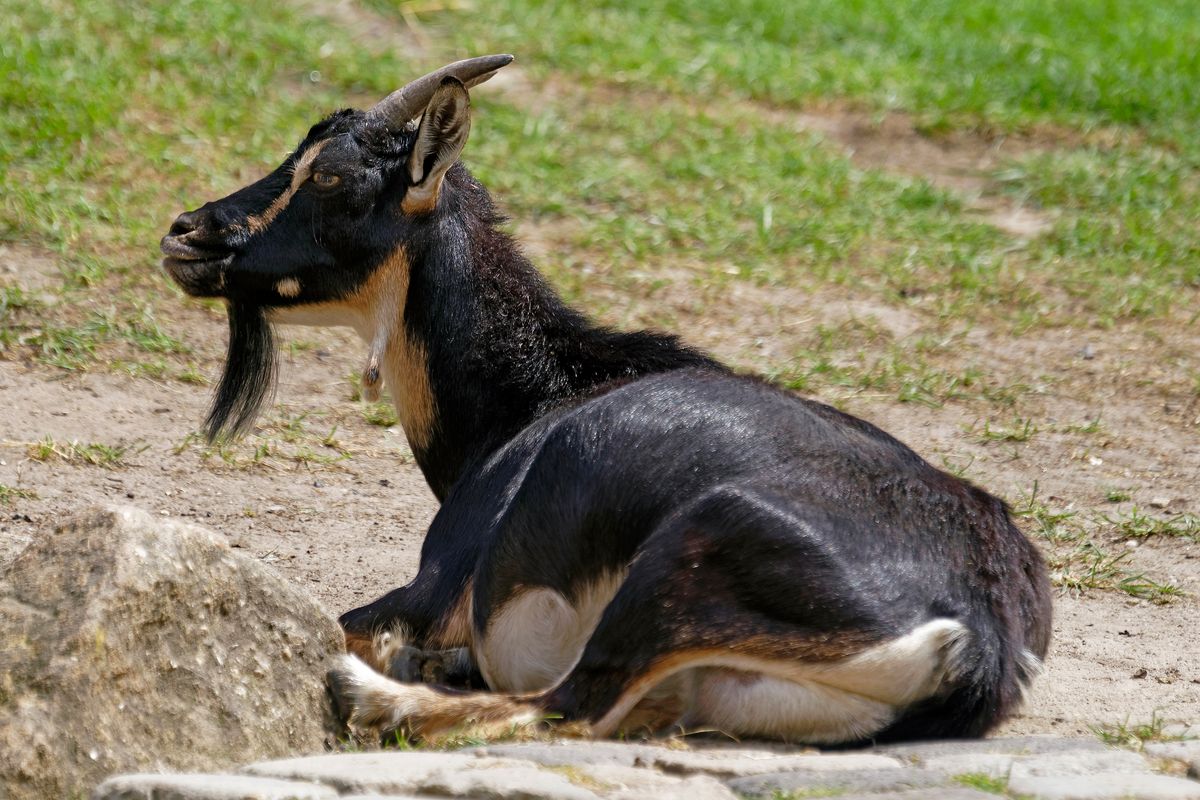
[1104,508,1200,542]
[1092,711,1194,750]
[953,773,1008,794]
[0,484,38,505]
[26,437,140,467]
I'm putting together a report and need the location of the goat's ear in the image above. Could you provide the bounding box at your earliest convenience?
[403,77,470,215]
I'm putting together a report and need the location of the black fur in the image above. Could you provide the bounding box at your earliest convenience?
[402,166,722,497]
[205,300,277,442]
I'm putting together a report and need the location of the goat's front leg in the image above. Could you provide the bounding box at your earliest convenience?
[338,564,476,685]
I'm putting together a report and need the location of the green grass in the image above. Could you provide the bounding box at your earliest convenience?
[774,322,1030,409]
[972,417,1038,444]
[1050,541,1184,605]
[953,772,1008,795]
[1104,508,1200,542]
[172,412,352,471]
[0,0,420,251]
[437,0,1200,144]
[363,403,400,428]
[1092,711,1195,750]
[0,484,38,505]
[435,0,1199,326]
[3,0,1198,385]
[26,437,140,467]
[767,789,846,800]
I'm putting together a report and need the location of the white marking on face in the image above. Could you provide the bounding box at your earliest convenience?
[245,139,329,234]
[275,277,301,298]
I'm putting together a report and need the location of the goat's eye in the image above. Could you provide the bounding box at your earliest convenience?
[310,171,341,189]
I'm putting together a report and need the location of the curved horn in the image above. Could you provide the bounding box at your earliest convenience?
[366,54,514,131]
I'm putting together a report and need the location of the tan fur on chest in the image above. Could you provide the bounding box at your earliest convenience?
[346,248,436,452]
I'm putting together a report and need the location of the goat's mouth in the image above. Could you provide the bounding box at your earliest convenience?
[160,235,234,296]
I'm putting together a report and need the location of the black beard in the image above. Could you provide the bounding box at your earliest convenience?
[205,301,277,442]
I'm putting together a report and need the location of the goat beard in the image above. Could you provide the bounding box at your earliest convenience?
[205,300,277,442]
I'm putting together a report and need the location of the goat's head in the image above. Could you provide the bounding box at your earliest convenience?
[160,55,513,441]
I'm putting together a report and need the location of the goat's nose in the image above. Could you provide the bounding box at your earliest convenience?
[169,210,204,237]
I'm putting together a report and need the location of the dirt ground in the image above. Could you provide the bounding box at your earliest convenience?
[2,227,1197,740]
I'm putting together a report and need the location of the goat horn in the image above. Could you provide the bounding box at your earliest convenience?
[366,54,515,131]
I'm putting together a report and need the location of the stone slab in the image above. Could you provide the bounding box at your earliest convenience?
[475,742,662,769]
[837,790,999,800]
[649,748,902,777]
[1145,741,1200,778]
[243,751,597,799]
[1008,749,1153,778]
[1007,772,1200,800]
[479,740,900,777]
[91,773,339,800]
[878,735,1108,764]
[729,766,951,798]
[918,751,1018,778]
[567,765,737,800]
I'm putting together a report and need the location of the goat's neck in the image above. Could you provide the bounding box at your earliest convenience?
[377,218,581,499]
[374,211,712,500]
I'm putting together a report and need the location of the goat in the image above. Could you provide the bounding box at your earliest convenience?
[160,55,1051,745]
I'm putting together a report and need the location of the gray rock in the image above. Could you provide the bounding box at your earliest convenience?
[730,766,951,798]
[418,765,601,800]
[1145,740,1200,778]
[1006,773,1200,800]
[475,742,662,769]
[566,765,737,800]
[244,752,598,798]
[92,773,339,800]
[837,790,1000,800]
[878,736,1107,764]
[0,506,345,800]
[918,752,1017,778]
[647,748,901,777]
[478,740,900,777]
[1008,749,1153,778]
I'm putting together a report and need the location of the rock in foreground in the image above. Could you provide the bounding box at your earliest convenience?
[0,505,344,800]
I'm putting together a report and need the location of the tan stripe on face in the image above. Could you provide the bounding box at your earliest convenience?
[245,140,328,234]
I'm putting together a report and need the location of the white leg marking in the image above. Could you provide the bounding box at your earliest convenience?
[592,618,971,741]
[687,668,897,742]
[476,572,626,693]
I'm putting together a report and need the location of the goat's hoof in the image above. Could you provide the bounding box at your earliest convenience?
[326,665,358,724]
[386,645,448,684]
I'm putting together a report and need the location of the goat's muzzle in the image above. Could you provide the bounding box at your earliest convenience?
[161,211,234,296]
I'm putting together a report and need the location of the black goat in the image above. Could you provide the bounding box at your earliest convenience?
[161,55,1051,744]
